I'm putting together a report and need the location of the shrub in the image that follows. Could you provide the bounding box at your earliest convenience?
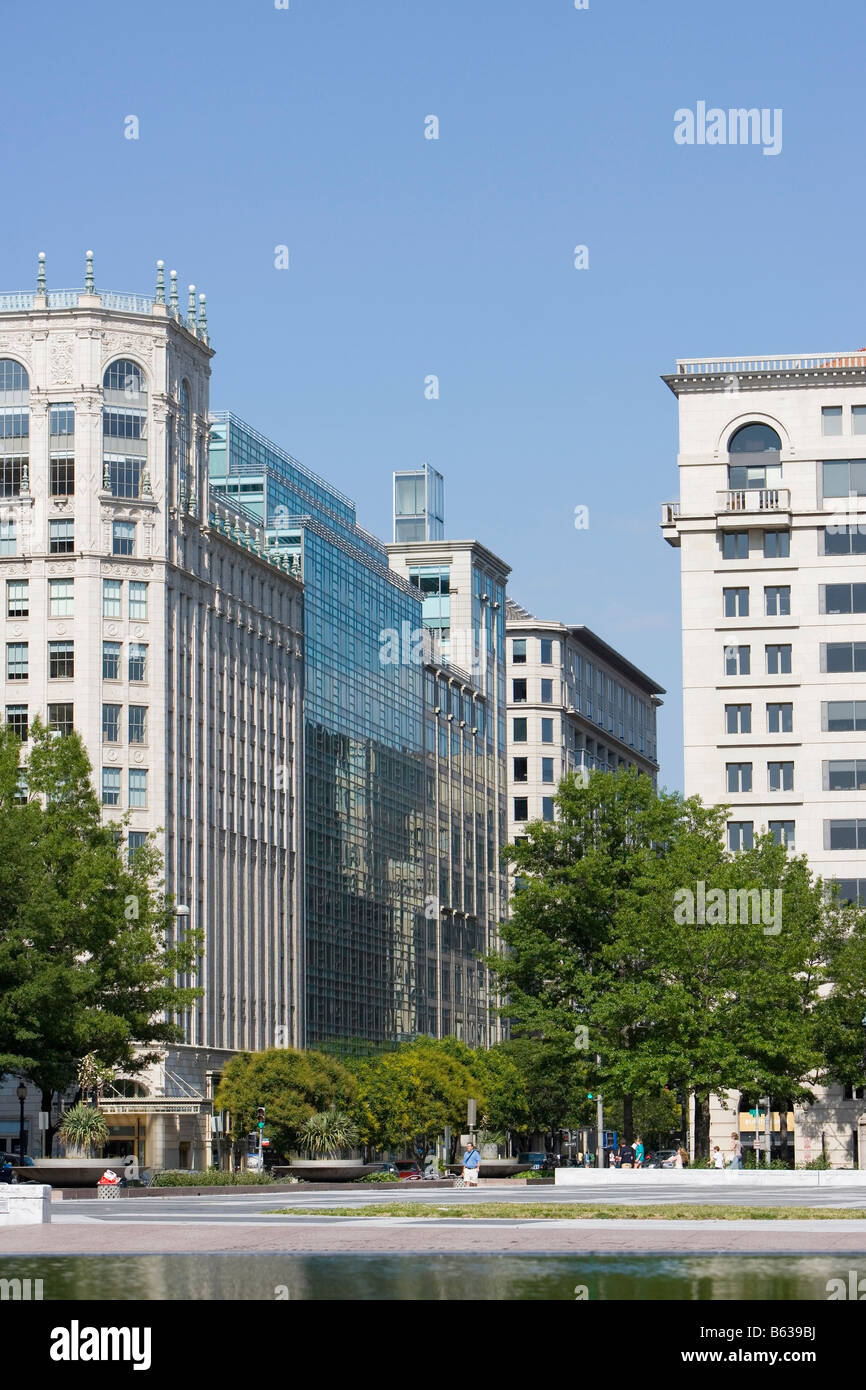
[356,1171,401,1183]
[150,1169,275,1187]
[57,1103,110,1157]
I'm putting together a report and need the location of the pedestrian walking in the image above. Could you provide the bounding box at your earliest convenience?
[727,1132,743,1170]
[634,1136,645,1169]
[462,1139,481,1187]
[673,1145,689,1169]
[712,1145,725,1169]
[620,1141,636,1169]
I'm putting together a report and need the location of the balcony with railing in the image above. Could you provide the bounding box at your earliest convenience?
[716,487,790,516]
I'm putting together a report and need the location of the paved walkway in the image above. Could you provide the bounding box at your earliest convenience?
[4,1216,866,1255]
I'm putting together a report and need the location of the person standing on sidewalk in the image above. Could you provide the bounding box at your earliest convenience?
[462,1139,481,1187]
[634,1136,645,1169]
[727,1132,743,1169]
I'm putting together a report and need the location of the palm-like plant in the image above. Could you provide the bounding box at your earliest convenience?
[57,1102,110,1157]
[297,1108,359,1158]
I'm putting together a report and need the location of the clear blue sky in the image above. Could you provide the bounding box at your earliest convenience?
[5,0,865,788]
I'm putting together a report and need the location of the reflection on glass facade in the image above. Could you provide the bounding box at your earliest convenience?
[210,413,427,1048]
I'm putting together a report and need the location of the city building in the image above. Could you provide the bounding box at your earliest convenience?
[661,345,866,1164]
[387,520,511,1047]
[504,600,663,843]
[0,255,305,1168]
[209,413,428,1049]
[393,462,444,542]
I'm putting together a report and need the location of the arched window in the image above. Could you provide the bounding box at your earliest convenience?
[179,381,191,504]
[728,422,782,455]
[0,359,30,498]
[103,360,147,499]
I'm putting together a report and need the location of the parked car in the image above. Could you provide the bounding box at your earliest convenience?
[0,1153,35,1184]
[367,1161,399,1175]
[644,1148,679,1169]
[394,1160,423,1180]
[517,1151,548,1170]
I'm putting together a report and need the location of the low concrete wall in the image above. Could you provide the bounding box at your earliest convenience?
[0,1185,51,1224]
[554,1168,866,1187]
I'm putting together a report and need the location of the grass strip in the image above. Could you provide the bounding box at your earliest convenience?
[266,1202,866,1221]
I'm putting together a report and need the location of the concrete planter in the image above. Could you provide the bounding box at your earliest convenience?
[0,1185,51,1224]
[14,1157,136,1188]
[277,1160,372,1183]
[449,1160,532,1179]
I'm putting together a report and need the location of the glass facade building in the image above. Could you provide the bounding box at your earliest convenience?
[210,413,428,1047]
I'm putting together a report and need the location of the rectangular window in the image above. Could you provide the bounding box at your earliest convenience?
[723,587,749,617]
[727,821,754,852]
[128,706,147,744]
[823,642,866,673]
[48,641,74,679]
[824,760,866,792]
[821,582,866,614]
[128,644,147,682]
[539,638,553,664]
[541,797,555,822]
[104,458,143,500]
[540,679,553,703]
[769,821,795,849]
[541,757,554,783]
[6,642,27,680]
[854,406,866,435]
[102,579,122,618]
[49,520,74,554]
[0,458,24,497]
[541,717,554,743]
[823,700,866,732]
[513,757,528,782]
[513,798,528,822]
[0,520,15,556]
[765,585,791,616]
[112,521,135,556]
[511,639,526,665]
[768,761,794,792]
[103,641,121,681]
[726,762,752,793]
[725,703,751,734]
[49,404,74,436]
[127,830,148,862]
[48,578,74,618]
[767,702,793,734]
[128,769,147,808]
[822,405,843,435]
[763,530,790,558]
[101,768,121,807]
[128,581,148,620]
[512,679,527,703]
[103,410,145,440]
[825,820,866,851]
[6,579,28,617]
[766,644,792,675]
[512,717,527,741]
[823,523,866,555]
[47,703,73,736]
[5,705,27,742]
[49,457,75,496]
[102,704,121,743]
[724,644,750,676]
[723,531,749,560]
[822,460,866,499]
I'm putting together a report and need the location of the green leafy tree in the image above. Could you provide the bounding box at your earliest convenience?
[493,768,834,1159]
[213,1048,355,1157]
[812,889,866,1091]
[354,1037,481,1154]
[0,724,201,1152]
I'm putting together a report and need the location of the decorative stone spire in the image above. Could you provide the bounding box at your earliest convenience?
[169,270,178,316]
[36,252,46,297]
[198,293,208,343]
[85,250,94,296]
[187,285,197,333]
[155,260,165,304]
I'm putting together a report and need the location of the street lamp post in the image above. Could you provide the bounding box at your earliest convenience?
[16,1081,26,1160]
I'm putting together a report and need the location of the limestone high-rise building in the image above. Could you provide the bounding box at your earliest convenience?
[0,254,304,1168]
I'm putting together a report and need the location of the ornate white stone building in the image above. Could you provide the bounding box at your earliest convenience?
[0,255,305,1169]
[662,347,866,1166]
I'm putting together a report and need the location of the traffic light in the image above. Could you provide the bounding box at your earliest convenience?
[256,1106,266,1129]
[586,1092,594,1100]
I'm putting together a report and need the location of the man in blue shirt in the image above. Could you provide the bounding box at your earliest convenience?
[462,1140,481,1187]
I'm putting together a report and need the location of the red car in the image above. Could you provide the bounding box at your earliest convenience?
[395,1161,423,1180]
